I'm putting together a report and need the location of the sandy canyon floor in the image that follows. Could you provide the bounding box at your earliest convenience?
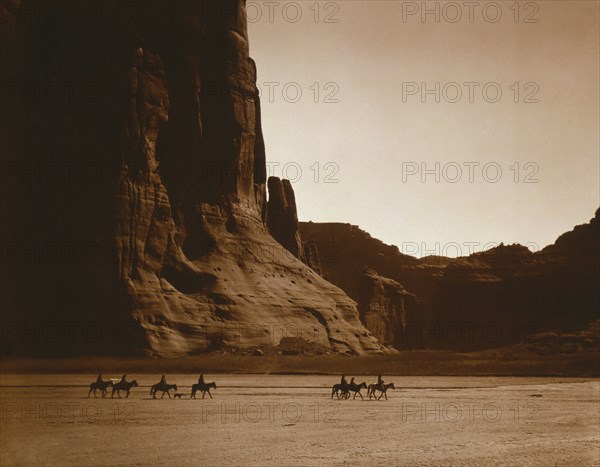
[0,375,598,466]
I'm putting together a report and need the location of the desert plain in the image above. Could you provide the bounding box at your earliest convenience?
[0,374,598,467]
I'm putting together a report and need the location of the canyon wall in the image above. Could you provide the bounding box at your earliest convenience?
[301,210,599,351]
[0,0,383,356]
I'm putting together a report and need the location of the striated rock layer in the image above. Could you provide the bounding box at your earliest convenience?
[0,0,383,356]
[301,209,600,351]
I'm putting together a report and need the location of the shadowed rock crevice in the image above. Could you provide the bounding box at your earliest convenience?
[266,177,303,259]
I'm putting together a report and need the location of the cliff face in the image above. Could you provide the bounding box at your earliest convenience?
[358,269,421,348]
[300,210,600,351]
[1,0,382,356]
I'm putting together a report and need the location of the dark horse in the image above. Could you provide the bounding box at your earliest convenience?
[111,380,138,398]
[150,382,178,399]
[191,381,217,399]
[88,379,113,398]
[331,383,348,399]
[346,381,367,400]
[367,382,396,400]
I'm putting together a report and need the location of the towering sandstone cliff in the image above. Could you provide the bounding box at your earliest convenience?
[0,0,382,356]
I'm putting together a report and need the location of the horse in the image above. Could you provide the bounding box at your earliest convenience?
[331,383,349,399]
[111,380,138,398]
[191,381,217,399]
[150,382,178,399]
[88,379,113,398]
[346,381,367,400]
[368,382,395,400]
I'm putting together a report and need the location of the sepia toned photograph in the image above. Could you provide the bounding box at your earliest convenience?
[0,1,598,466]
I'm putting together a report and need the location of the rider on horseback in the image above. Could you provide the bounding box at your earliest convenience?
[120,374,127,383]
[96,374,103,384]
[377,374,385,387]
[340,374,348,386]
[160,374,167,385]
[198,374,205,385]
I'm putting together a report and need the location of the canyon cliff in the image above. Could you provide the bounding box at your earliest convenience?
[301,209,599,351]
[0,0,383,356]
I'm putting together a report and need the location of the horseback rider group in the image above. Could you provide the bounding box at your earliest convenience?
[91,373,390,400]
[333,374,390,400]
[90,373,216,399]
[341,374,383,388]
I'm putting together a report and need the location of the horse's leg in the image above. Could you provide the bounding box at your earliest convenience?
[88,387,92,397]
[208,389,212,399]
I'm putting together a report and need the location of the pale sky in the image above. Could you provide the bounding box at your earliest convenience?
[248,1,599,257]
